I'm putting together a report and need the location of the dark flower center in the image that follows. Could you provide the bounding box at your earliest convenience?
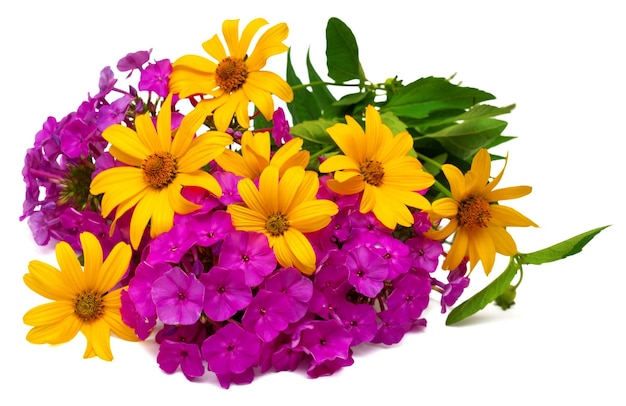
[142,152,177,189]
[266,212,290,236]
[74,291,105,322]
[360,159,385,186]
[215,56,248,93]
[458,196,492,230]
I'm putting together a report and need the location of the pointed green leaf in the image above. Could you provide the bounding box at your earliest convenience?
[290,118,341,145]
[325,17,364,83]
[379,111,408,135]
[286,49,321,124]
[306,50,336,112]
[382,76,495,120]
[517,226,609,265]
[446,258,518,325]
[424,118,507,160]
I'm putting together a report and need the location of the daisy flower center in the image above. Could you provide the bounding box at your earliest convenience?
[215,56,248,93]
[458,196,492,230]
[265,212,290,236]
[74,291,105,322]
[360,159,385,186]
[142,152,178,189]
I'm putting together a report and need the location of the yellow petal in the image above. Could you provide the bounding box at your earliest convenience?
[318,155,359,173]
[102,124,150,160]
[24,261,73,301]
[177,131,232,172]
[424,218,458,241]
[327,116,366,163]
[177,171,223,198]
[486,185,532,202]
[128,189,159,248]
[168,180,202,214]
[280,229,317,275]
[82,320,113,361]
[149,189,176,237]
[171,103,208,158]
[156,95,173,151]
[23,301,75,326]
[103,292,140,342]
[442,164,467,201]
[56,241,87,292]
[259,165,280,214]
[246,22,289,71]
[134,113,162,152]
[490,205,539,227]
[245,71,294,105]
[326,176,364,195]
[227,204,268,231]
[431,197,459,219]
[288,200,339,233]
[97,240,132,292]
[378,130,413,163]
[444,227,469,270]
[80,232,102,290]
[487,225,518,256]
[238,177,268,215]
[364,105,384,159]
[26,316,81,345]
[469,227,496,275]
[469,148,491,190]
[202,31,228,62]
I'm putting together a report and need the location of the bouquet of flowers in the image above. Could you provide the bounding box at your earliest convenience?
[19,17,606,388]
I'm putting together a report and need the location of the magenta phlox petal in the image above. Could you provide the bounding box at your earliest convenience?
[242,290,291,342]
[157,340,205,380]
[151,267,205,325]
[218,231,277,287]
[200,266,252,321]
[201,322,261,375]
[263,267,313,322]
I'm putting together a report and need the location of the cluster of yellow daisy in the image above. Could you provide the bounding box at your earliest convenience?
[23,17,577,365]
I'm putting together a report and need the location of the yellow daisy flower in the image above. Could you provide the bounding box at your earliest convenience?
[90,95,233,249]
[227,165,338,274]
[23,232,137,361]
[426,148,539,275]
[216,130,309,179]
[170,18,294,132]
[318,105,435,230]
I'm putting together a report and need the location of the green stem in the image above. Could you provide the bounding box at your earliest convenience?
[432,179,453,198]
[291,81,361,91]
[310,144,335,160]
[416,152,443,170]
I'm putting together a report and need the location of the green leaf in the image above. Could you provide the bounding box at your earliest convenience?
[382,76,495,120]
[379,111,408,135]
[446,258,518,325]
[424,118,508,160]
[517,225,609,265]
[286,49,321,124]
[290,118,341,145]
[325,17,364,83]
[306,50,336,111]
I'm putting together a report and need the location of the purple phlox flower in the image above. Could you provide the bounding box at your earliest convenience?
[145,223,196,265]
[325,207,352,244]
[346,245,388,298]
[218,231,277,287]
[139,59,172,98]
[260,339,305,373]
[97,94,133,131]
[412,210,432,234]
[333,302,377,345]
[96,66,117,97]
[314,249,350,293]
[386,273,431,322]
[241,290,291,342]
[438,259,470,313]
[155,322,209,345]
[59,208,124,254]
[263,267,313,323]
[405,234,443,273]
[117,49,152,76]
[271,107,292,146]
[92,151,121,177]
[120,289,155,340]
[59,114,97,159]
[201,322,261,377]
[371,308,417,345]
[26,205,62,246]
[157,340,205,381]
[151,267,205,325]
[292,319,353,367]
[213,170,244,205]
[306,350,354,378]
[33,116,61,157]
[369,234,412,280]
[216,367,256,389]
[349,210,391,236]
[179,209,232,248]
[199,265,251,321]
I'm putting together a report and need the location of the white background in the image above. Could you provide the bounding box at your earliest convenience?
[2,0,624,405]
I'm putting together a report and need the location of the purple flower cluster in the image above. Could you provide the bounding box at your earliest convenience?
[21,47,473,389]
[21,50,173,253]
[118,172,470,388]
